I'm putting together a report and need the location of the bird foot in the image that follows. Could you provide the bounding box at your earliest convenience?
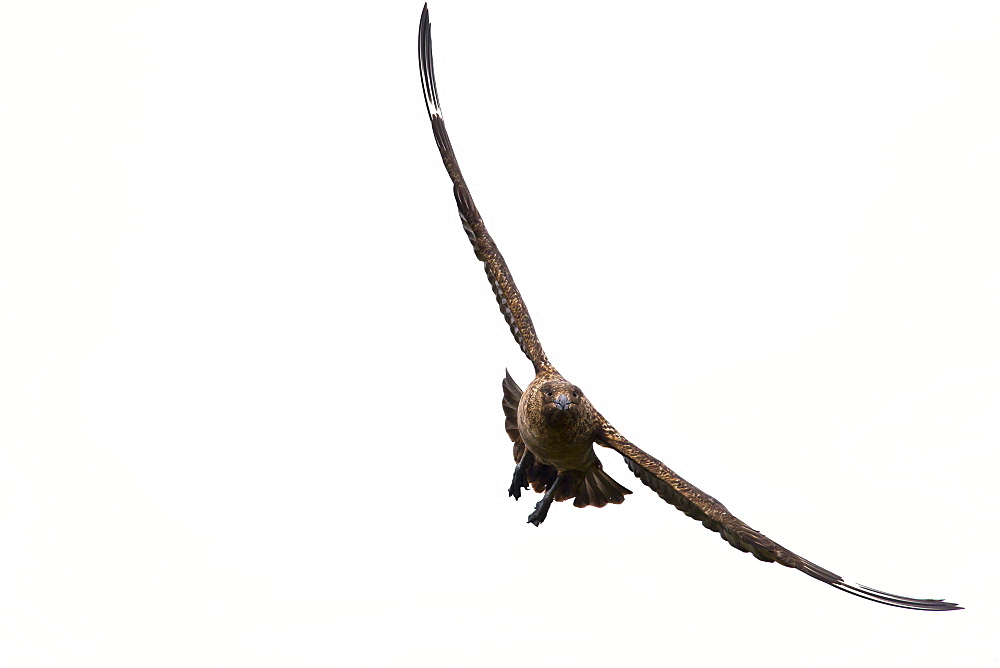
[509,467,529,500]
[526,498,550,526]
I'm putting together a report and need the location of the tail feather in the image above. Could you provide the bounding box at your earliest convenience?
[573,463,632,508]
[502,370,522,450]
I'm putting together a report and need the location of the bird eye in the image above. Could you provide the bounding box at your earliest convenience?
[544,390,553,397]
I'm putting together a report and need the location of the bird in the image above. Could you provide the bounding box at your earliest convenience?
[416,4,960,611]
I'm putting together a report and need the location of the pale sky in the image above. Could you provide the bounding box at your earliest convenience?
[2,1,998,665]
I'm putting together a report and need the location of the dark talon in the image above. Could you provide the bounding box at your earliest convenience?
[526,505,547,525]
[526,481,558,526]
[508,458,530,500]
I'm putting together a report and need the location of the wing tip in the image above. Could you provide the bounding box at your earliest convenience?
[832,581,963,611]
[418,4,443,119]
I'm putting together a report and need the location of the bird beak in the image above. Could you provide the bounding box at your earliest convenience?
[554,394,571,410]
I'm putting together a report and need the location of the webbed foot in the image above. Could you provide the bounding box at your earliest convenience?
[526,495,553,526]
[508,457,529,500]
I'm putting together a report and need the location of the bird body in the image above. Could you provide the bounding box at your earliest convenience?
[417,4,960,611]
[508,369,632,524]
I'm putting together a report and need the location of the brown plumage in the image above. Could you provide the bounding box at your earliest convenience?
[417,4,960,611]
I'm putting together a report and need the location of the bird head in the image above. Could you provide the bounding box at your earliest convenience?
[539,380,585,422]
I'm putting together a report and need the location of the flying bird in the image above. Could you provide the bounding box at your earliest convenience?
[417,4,960,611]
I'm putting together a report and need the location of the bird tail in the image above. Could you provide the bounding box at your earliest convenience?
[572,463,632,508]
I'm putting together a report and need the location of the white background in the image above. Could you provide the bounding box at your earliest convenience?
[2,1,998,665]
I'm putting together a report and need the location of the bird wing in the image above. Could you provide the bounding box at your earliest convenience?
[594,416,961,611]
[418,5,552,374]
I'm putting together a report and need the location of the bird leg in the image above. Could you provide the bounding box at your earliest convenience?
[508,455,530,500]
[526,473,562,526]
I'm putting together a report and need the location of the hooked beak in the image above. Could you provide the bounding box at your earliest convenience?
[553,393,571,410]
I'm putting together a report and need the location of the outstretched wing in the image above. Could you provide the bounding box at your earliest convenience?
[595,416,961,611]
[418,5,552,374]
